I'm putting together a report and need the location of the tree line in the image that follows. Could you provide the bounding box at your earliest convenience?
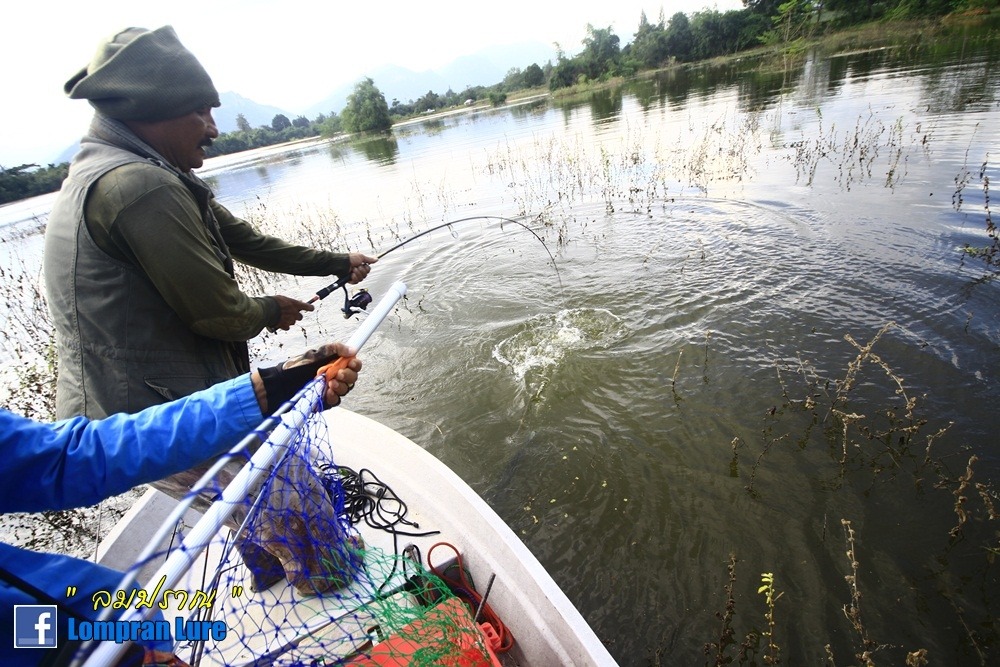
[547,0,995,90]
[208,71,536,155]
[0,162,69,205]
[2,0,994,204]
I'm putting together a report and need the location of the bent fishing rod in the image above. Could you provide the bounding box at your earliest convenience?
[309,214,562,320]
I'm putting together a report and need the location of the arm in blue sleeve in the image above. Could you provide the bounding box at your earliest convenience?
[0,374,263,513]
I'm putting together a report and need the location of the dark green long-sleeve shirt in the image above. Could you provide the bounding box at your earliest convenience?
[84,162,348,341]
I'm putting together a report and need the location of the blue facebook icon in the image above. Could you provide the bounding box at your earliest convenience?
[14,605,58,649]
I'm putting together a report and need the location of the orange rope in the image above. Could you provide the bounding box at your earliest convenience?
[426,541,515,653]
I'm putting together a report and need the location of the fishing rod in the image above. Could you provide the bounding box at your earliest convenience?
[311,215,561,320]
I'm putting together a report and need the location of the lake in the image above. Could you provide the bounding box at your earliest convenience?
[2,19,1000,665]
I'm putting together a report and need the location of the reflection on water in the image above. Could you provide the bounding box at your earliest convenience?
[350,134,399,165]
[2,20,1000,665]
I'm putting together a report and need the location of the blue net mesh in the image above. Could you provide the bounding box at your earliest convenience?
[78,385,499,667]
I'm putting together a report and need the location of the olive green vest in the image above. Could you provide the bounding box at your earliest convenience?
[45,138,249,420]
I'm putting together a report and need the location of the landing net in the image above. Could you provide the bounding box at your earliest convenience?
[77,379,501,667]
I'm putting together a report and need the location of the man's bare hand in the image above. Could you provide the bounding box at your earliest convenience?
[347,253,377,284]
[271,295,315,330]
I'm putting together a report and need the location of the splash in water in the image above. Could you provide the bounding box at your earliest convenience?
[492,308,629,382]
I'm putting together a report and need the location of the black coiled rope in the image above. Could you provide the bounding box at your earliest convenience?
[320,464,441,594]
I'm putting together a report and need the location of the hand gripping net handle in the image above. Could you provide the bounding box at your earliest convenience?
[78,281,407,667]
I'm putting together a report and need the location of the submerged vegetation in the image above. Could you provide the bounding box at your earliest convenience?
[957,154,997,269]
[713,321,998,664]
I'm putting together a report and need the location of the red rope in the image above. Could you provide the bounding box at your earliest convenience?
[427,541,515,653]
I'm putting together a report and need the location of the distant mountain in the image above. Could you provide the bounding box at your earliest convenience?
[49,41,558,162]
[216,92,295,132]
[304,40,557,117]
[304,65,448,119]
[56,142,81,164]
[462,40,560,81]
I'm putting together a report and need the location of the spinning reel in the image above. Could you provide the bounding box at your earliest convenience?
[342,288,372,319]
[311,275,373,319]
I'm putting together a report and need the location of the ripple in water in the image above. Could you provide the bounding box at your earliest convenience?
[492,307,629,381]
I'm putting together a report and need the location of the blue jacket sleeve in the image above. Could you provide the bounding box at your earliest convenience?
[0,374,263,513]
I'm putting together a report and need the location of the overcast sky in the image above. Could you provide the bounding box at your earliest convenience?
[1,0,742,167]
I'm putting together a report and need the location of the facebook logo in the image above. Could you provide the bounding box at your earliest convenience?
[13,605,58,649]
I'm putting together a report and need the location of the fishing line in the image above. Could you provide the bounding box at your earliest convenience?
[311,214,563,319]
[359,215,563,432]
[311,215,566,495]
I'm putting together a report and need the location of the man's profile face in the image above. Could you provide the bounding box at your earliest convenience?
[131,106,219,172]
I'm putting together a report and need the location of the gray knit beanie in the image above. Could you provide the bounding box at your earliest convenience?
[64,26,220,121]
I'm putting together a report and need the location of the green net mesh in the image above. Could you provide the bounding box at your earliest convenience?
[84,386,502,667]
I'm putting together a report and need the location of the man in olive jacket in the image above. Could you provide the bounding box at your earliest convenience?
[44,26,376,590]
[46,26,375,420]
